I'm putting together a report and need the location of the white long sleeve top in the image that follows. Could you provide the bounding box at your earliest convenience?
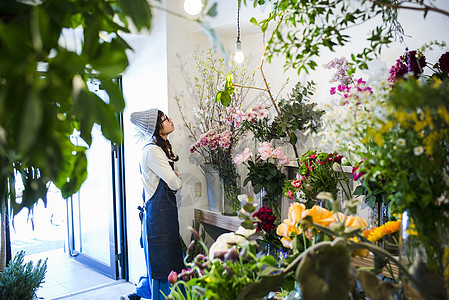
[140,143,182,200]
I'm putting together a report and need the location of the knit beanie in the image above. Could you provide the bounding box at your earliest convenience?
[130,108,159,137]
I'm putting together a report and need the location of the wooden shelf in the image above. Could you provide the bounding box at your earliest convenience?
[352,253,399,278]
[194,207,241,232]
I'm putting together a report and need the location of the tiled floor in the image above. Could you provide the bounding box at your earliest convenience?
[25,248,137,300]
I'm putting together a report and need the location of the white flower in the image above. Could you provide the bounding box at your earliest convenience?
[414,146,424,156]
[208,226,256,260]
[397,138,406,146]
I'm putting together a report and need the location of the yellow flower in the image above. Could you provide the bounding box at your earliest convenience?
[381,220,400,235]
[423,130,439,155]
[366,227,384,243]
[379,121,394,133]
[395,110,412,128]
[373,132,384,147]
[364,221,400,243]
[437,105,449,124]
[424,107,434,129]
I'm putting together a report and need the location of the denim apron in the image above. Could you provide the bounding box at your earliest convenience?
[142,154,185,280]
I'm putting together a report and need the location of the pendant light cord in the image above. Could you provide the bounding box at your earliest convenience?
[237,1,240,43]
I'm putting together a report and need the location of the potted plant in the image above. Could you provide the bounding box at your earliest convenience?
[0,251,47,300]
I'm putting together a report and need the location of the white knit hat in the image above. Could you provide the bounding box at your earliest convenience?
[130,108,159,136]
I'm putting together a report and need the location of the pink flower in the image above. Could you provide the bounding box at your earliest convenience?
[189,144,196,153]
[168,270,178,285]
[258,142,273,153]
[352,162,365,181]
[234,148,253,165]
[234,153,244,165]
[278,156,290,165]
[330,87,336,95]
[273,148,285,160]
[292,180,302,188]
[287,190,293,199]
[260,149,273,160]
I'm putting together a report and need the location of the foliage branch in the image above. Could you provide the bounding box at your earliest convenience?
[248,0,449,74]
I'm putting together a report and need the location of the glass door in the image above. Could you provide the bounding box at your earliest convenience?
[66,78,124,279]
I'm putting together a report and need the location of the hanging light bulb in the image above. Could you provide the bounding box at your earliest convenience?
[234,40,244,64]
[184,0,203,16]
[234,2,244,64]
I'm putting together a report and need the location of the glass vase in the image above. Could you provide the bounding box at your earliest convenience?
[203,163,223,212]
[400,208,449,275]
[284,282,302,299]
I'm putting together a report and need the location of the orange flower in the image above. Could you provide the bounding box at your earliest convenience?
[350,237,370,258]
[365,221,400,243]
[276,203,307,248]
[382,220,400,235]
[288,202,307,224]
[345,215,368,230]
[304,205,334,227]
[363,228,373,239]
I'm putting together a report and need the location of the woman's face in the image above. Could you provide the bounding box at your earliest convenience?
[159,114,175,137]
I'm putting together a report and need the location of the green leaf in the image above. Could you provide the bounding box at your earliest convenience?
[59,150,88,199]
[90,38,129,76]
[225,73,235,94]
[353,185,364,195]
[236,272,285,300]
[409,258,447,300]
[206,3,218,17]
[249,17,258,26]
[98,77,125,112]
[297,244,351,300]
[16,89,43,154]
[260,255,277,266]
[220,91,231,107]
[215,91,223,103]
[289,132,297,145]
[357,270,396,300]
[243,203,256,213]
[241,220,254,230]
[119,0,152,31]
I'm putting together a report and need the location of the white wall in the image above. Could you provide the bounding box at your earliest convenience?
[122,0,449,283]
[121,6,169,284]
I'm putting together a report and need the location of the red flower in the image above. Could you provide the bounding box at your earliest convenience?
[253,206,277,233]
[333,154,343,164]
[352,161,365,181]
[439,52,449,78]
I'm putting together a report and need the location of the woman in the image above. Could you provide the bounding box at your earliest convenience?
[122,109,185,300]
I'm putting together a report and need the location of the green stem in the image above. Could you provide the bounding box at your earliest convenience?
[282,241,333,274]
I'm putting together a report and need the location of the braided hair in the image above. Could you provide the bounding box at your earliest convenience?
[153,110,179,161]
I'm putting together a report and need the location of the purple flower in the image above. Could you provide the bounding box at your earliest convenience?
[388,50,426,82]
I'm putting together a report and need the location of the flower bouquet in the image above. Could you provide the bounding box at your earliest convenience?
[321,49,449,294]
[234,142,290,216]
[189,129,240,213]
[175,49,260,214]
[252,206,283,253]
[283,150,351,209]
